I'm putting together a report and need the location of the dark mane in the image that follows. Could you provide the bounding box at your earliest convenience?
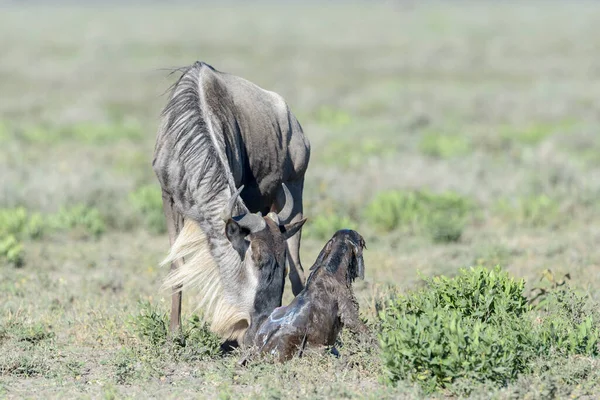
[154,62,235,214]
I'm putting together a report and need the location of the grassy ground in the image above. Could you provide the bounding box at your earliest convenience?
[1,2,600,398]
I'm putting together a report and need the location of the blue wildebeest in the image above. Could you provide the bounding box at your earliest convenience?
[152,61,310,344]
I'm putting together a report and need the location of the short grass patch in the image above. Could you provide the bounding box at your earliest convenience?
[312,105,352,128]
[419,132,472,159]
[319,137,396,168]
[499,120,576,146]
[13,119,145,145]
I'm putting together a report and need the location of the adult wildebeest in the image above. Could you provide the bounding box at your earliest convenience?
[244,229,370,363]
[152,61,310,344]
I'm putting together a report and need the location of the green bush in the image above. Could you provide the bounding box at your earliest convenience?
[0,206,105,240]
[320,137,395,168]
[500,123,557,145]
[378,266,531,393]
[0,208,46,240]
[19,120,144,145]
[303,212,357,241]
[132,301,221,359]
[128,185,166,234]
[184,314,223,359]
[48,205,106,238]
[419,132,471,159]
[312,106,352,128]
[364,190,474,242]
[532,284,600,357]
[494,195,561,228]
[132,300,169,347]
[0,206,104,266]
[0,235,24,267]
[378,266,600,395]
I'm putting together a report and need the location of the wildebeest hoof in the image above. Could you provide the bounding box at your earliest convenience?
[329,346,340,358]
[237,357,248,367]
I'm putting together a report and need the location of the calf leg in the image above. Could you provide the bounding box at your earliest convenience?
[162,192,185,335]
[339,295,370,336]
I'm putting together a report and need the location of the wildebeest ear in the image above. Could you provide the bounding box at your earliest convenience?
[225,219,250,258]
[280,218,307,240]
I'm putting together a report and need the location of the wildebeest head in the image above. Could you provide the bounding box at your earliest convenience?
[309,229,367,285]
[222,184,306,345]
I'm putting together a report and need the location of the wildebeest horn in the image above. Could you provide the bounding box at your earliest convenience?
[276,183,294,223]
[221,185,266,233]
[221,185,245,222]
[236,213,266,233]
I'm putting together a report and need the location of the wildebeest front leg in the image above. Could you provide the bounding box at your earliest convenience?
[281,180,306,296]
[162,192,185,335]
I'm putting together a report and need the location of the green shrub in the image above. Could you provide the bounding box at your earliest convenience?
[0,206,105,240]
[0,208,46,239]
[133,300,169,347]
[426,213,465,243]
[378,266,600,395]
[378,266,531,393]
[48,205,106,238]
[128,185,166,234]
[494,195,561,228]
[531,278,600,357]
[313,106,352,128]
[0,235,24,267]
[64,119,143,144]
[500,122,561,146]
[184,314,223,360]
[0,205,105,266]
[18,119,144,145]
[131,301,221,359]
[320,137,395,168]
[419,132,471,159]
[303,212,357,241]
[364,190,474,242]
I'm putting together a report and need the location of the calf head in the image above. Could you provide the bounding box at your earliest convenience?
[222,184,306,346]
[309,229,367,285]
[343,229,366,283]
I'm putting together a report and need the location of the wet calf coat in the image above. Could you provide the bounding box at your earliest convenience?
[249,229,369,362]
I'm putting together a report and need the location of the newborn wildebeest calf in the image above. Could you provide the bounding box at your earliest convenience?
[244,229,370,363]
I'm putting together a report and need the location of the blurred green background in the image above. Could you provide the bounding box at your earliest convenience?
[1,1,600,398]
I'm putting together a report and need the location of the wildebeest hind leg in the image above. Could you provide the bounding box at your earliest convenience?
[162,191,185,335]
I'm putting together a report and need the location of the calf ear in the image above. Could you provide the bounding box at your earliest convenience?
[226,219,250,258]
[348,240,365,281]
[280,218,307,240]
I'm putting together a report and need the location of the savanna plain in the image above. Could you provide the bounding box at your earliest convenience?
[2,2,600,399]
